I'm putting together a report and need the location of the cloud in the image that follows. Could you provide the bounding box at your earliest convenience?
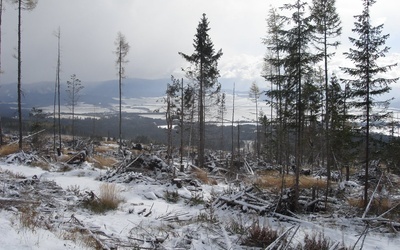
[0,0,398,101]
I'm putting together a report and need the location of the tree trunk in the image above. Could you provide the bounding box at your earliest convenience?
[180,78,184,172]
[17,0,22,150]
[119,45,122,151]
[198,60,204,168]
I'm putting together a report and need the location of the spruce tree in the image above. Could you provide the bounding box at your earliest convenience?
[179,13,223,168]
[340,0,398,209]
[165,76,180,168]
[279,0,321,211]
[263,7,286,165]
[310,0,342,206]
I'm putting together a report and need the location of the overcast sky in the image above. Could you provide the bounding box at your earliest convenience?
[0,0,399,92]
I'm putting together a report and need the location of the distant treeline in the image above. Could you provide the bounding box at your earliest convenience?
[0,113,257,151]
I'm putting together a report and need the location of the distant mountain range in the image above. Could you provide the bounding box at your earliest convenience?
[1,77,399,118]
[0,78,170,116]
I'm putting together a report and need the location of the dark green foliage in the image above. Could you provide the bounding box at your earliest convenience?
[163,190,180,203]
[179,13,223,169]
[340,0,398,207]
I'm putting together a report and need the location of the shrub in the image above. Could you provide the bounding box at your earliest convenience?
[164,190,180,203]
[196,203,218,223]
[303,232,331,250]
[19,205,39,232]
[225,217,246,235]
[66,185,81,195]
[185,192,204,206]
[242,221,278,248]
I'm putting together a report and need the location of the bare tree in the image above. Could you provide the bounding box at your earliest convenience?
[0,0,3,75]
[249,81,261,160]
[114,32,130,151]
[66,74,83,148]
[53,27,62,155]
[0,0,2,147]
[9,0,38,150]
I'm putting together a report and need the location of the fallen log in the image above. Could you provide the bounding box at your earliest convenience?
[0,198,40,209]
[265,225,297,250]
[216,195,271,214]
[70,214,111,250]
[66,150,87,164]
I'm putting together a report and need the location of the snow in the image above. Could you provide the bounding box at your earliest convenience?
[1,159,400,249]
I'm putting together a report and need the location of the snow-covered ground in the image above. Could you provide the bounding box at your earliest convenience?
[1,157,400,249]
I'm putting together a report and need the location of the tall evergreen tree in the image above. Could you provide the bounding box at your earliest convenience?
[328,74,355,169]
[0,0,3,76]
[9,0,38,150]
[340,0,398,209]
[279,0,321,211]
[263,7,286,165]
[114,32,130,151]
[310,0,342,203]
[217,92,226,157]
[179,13,223,168]
[165,76,180,167]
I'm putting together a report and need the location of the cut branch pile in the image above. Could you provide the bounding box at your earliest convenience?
[212,186,274,214]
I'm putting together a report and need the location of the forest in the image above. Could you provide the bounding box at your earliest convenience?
[1,0,400,249]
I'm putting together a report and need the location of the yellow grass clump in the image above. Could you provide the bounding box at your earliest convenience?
[255,173,327,190]
[83,183,124,213]
[348,197,394,215]
[193,168,217,185]
[95,145,113,154]
[89,155,117,169]
[0,144,19,156]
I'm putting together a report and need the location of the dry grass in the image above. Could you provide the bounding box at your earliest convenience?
[84,183,124,213]
[303,232,331,250]
[255,173,326,190]
[58,154,72,162]
[0,144,19,156]
[242,221,279,248]
[194,168,209,183]
[347,197,365,208]
[59,227,101,249]
[3,169,26,179]
[31,160,51,171]
[19,205,39,232]
[95,145,114,154]
[348,197,395,216]
[88,155,117,169]
[99,183,124,208]
[192,168,218,185]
